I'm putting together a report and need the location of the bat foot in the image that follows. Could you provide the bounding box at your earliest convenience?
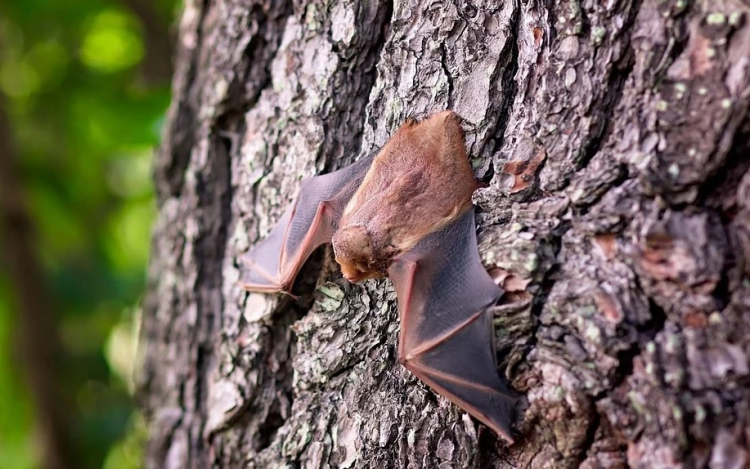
[279,280,293,295]
[280,289,299,301]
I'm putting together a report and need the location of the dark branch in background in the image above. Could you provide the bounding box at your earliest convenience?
[0,97,73,469]
[120,0,175,85]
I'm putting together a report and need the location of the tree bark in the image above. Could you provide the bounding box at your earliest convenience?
[140,0,750,467]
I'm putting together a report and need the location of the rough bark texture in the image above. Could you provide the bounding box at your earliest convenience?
[140,0,750,467]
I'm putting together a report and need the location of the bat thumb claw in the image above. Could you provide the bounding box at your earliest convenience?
[281,290,299,301]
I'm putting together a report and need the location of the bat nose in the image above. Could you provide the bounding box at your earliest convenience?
[343,272,364,283]
[345,265,374,283]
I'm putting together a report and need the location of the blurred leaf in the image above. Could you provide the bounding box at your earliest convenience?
[106,200,155,272]
[0,59,41,98]
[107,151,154,198]
[27,40,70,90]
[102,412,147,469]
[105,308,140,393]
[80,10,144,73]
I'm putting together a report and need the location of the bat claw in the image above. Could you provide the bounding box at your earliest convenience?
[281,289,299,301]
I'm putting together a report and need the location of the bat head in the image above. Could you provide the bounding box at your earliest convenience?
[331,225,385,283]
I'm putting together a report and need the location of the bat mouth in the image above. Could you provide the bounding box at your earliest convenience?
[339,261,382,283]
[341,264,369,283]
[343,272,365,283]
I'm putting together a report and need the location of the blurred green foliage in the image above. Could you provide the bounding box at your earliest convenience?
[0,0,180,467]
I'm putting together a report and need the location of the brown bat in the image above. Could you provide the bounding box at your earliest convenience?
[240,111,515,442]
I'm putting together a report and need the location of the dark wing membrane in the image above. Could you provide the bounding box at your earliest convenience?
[240,152,376,293]
[388,207,514,442]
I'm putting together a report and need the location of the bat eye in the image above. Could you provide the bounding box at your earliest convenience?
[355,262,368,273]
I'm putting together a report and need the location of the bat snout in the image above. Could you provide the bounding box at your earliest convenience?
[343,271,365,283]
[332,224,382,283]
[337,258,384,284]
[339,261,368,283]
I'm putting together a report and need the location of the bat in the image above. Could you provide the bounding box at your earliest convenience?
[240,111,515,442]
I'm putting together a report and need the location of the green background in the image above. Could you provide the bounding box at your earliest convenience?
[0,0,180,467]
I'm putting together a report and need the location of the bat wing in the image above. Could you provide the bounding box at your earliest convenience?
[240,152,375,294]
[387,207,514,442]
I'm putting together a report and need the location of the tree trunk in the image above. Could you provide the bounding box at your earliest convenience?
[140,0,750,467]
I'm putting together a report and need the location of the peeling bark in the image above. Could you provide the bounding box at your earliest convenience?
[141,0,750,467]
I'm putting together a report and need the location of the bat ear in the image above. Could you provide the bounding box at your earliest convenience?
[439,111,466,142]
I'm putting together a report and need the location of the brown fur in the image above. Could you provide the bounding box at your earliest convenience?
[331,111,478,281]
